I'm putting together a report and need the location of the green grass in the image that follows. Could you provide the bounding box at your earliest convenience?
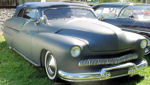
[0,35,150,85]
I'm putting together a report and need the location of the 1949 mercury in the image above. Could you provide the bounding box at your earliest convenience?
[2,2,148,82]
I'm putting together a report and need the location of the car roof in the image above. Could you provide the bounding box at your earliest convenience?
[93,2,127,8]
[93,2,150,10]
[97,2,150,6]
[93,2,127,10]
[99,2,127,6]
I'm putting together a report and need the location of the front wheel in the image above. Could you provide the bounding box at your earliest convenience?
[45,51,58,80]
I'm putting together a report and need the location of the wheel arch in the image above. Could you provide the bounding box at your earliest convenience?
[40,49,47,67]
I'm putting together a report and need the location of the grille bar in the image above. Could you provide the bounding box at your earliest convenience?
[78,53,138,66]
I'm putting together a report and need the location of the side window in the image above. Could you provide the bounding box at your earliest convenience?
[119,7,133,18]
[35,9,40,20]
[23,9,37,19]
[95,7,121,19]
[17,9,24,17]
[95,7,104,16]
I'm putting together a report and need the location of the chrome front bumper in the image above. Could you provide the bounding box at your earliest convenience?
[58,59,148,82]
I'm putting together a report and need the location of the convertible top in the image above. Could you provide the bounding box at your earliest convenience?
[14,2,90,16]
[17,2,89,8]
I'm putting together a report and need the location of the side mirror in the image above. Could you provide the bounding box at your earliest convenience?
[40,16,46,23]
[98,14,104,21]
[129,12,134,19]
[129,15,134,19]
[40,15,50,25]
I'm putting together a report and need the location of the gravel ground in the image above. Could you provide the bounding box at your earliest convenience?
[0,8,15,35]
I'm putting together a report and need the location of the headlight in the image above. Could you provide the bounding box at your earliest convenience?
[140,40,147,49]
[71,46,81,57]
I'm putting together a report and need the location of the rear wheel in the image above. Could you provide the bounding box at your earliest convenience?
[45,51,58,80]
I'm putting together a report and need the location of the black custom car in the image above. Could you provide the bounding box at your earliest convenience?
[2,2,148,82]
[93,3,150,55]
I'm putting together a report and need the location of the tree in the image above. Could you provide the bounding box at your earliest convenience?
[125,0,140,2]
[99,0,118,3]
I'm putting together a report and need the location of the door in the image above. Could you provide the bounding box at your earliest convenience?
[12,8,38,58]
[103,6,135,27]
[103,18,134,27]
[114,6,150,29]
[3,9,26,46]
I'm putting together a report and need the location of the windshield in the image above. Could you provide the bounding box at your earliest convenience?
[95,7,122,19]
[119,5,150,21]
[44,8,96,20]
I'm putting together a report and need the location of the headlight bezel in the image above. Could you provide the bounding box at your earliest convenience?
[71,45,81,57]
[140,39,148,49]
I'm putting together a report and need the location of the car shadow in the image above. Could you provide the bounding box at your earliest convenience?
[54,75,144,85]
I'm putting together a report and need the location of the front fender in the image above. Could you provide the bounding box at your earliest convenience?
[31,33,87,67]
[123,31,146,57]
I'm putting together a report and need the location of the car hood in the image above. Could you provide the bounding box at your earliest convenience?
[49,18,137,51]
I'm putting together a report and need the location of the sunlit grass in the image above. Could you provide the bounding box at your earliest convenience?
[0,35,150,85]
[0,35,5,42]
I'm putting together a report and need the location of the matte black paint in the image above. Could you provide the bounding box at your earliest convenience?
[3,2,146,74]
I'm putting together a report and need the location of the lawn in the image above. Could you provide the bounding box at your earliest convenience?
[0,35,150,85]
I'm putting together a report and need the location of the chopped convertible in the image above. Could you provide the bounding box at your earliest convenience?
[3,2,148,82]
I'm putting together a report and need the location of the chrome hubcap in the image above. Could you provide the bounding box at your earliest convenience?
[45,52,57,79]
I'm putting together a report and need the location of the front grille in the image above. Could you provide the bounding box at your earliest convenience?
[78,53,138,67]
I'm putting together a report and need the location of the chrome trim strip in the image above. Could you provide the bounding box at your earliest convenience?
[78,53,138,66]
[58,59,148,82]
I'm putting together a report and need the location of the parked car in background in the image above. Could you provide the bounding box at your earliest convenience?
[3,2,148,82]
[93,3,150,55]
